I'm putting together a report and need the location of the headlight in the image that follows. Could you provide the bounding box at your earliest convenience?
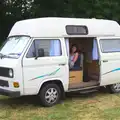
[9,69,13,77]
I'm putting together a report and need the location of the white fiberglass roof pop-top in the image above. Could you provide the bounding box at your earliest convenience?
[9,17,120,38]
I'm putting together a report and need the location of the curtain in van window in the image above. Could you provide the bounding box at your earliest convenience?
[65,39,69,56]
[49,40,61,56]
[92,39,99,60]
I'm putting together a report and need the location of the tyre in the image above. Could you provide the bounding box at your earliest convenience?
[107,83,120,93]
[39,83,61,107]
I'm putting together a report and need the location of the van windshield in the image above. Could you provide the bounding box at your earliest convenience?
[0,36,30,59]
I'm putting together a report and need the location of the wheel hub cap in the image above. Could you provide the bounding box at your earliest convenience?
[45,88,58,104]
[113,83,120,92]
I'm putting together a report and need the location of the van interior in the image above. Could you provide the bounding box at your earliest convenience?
[68,37,100,90]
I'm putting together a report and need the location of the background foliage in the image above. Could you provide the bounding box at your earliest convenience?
[0,0,120,42]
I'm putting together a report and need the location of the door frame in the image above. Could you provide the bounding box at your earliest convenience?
[22,37,69,94]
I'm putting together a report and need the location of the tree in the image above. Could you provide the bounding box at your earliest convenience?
[0,0,33,41]
[30,0,120,20]
[1,0,120,42]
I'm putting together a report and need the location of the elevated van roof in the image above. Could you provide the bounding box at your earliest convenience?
[9,17,120,38]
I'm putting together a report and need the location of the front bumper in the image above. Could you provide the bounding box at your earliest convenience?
[0,88,20,97]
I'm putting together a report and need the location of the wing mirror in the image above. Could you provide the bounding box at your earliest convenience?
[35,48,44,59]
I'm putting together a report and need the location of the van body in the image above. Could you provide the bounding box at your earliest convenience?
[0,17,120,106]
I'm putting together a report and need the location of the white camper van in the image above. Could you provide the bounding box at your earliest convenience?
[0,17,120,107]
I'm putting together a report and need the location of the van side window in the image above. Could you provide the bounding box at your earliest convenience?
[100,39,120,53]
[26,39,62,58]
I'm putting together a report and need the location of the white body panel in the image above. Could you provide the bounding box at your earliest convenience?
[0,58,24,95]
[97,37,120,86]
[22,38,69,95]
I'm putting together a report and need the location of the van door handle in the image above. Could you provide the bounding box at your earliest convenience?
[103,60,108,62]
[59,64,66,66]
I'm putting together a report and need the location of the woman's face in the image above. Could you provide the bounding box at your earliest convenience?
[72,46,77,53]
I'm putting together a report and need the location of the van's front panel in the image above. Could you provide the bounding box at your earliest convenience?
[22,38,69,95]
[0,59,23,97]
[0,36,31,97]
[97,37,120,86]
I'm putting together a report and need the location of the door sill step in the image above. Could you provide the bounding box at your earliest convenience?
[67,85,99,92]
[79,89,98,94]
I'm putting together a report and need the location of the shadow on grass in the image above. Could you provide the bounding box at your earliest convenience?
[66,86,108,98]
[0,87,109,107]
[0,95,42,107]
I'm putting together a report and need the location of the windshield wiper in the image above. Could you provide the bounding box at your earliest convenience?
[0,53,9,59]
[0,53,17,59]
[0,53,7,59]
[8,53,21,56]
[0,53,4,56]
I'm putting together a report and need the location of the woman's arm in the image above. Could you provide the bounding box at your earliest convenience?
[73,53,79,63]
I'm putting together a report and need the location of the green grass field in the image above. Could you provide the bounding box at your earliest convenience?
[0,89,120,120]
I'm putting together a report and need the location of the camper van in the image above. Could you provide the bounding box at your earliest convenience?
[0,17,120,107]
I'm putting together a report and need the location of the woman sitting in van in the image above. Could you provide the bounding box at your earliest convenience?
[69,44,81,70]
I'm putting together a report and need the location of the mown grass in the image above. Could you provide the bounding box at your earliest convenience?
[0,88,120,120]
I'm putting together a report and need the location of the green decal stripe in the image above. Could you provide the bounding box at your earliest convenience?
[30,68,60,81]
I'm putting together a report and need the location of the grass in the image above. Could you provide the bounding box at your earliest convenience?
[0,88,120,120]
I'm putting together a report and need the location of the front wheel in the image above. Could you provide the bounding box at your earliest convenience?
[107,83,120,93]
[39,84,61,107]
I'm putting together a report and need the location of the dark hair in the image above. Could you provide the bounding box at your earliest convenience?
[70,44,78,53]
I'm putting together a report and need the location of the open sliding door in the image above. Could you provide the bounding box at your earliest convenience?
[97,37,120,86]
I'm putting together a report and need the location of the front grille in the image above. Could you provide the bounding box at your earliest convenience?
[0,67,10,78]
[0,80,9,87]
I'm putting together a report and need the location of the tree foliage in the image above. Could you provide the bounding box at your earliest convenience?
[1,0,120,41]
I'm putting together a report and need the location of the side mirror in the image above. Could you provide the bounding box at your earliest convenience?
[35,48,44,59]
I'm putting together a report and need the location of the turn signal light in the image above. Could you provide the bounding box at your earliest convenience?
[13,82,19,88]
